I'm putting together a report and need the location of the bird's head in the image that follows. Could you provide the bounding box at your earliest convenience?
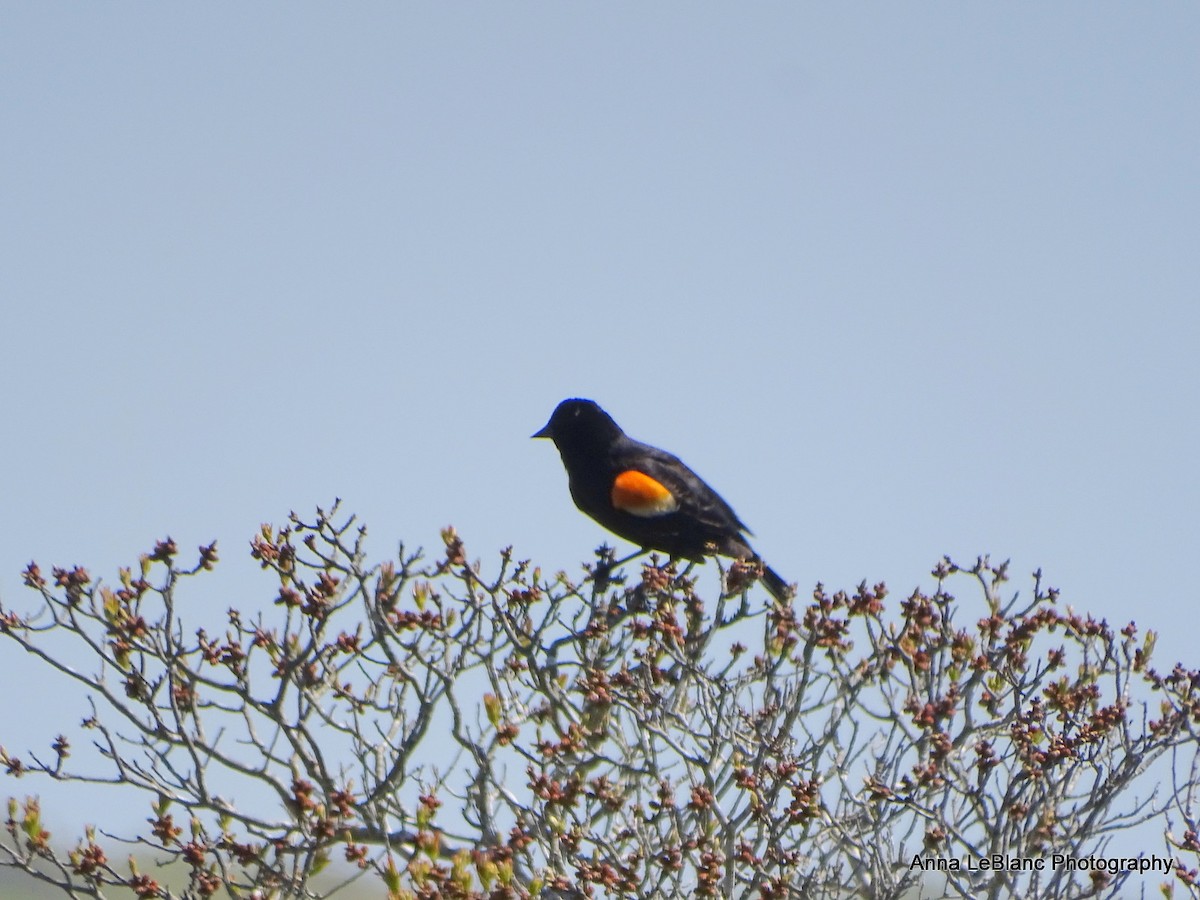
[532,398,625,452]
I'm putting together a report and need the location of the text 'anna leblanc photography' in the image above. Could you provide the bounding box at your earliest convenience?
[909,853,1176,876]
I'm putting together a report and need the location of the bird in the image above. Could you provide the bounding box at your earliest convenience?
[533,398,791,601]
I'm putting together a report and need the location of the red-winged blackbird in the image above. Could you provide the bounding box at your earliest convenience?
[533,398,791,601]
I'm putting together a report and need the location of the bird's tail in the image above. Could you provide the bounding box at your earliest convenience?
[724,537,794,603]
[759,561,792,603]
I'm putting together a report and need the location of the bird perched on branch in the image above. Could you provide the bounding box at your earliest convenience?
[533,398,791,601]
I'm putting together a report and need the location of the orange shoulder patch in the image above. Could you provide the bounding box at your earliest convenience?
[611,470,678,517]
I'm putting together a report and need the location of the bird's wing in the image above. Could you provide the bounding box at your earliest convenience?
[615,443,752,536]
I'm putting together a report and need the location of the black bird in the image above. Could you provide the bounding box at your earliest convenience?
[533,398,791,601]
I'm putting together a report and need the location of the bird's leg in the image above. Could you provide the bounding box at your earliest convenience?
[611,546,651,569]
[584,546,650,628]
[589,546,648,593]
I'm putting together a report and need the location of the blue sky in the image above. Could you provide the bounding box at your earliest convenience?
[1,3,1198,846]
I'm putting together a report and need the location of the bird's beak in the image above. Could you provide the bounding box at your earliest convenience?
[531,423,552,439]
